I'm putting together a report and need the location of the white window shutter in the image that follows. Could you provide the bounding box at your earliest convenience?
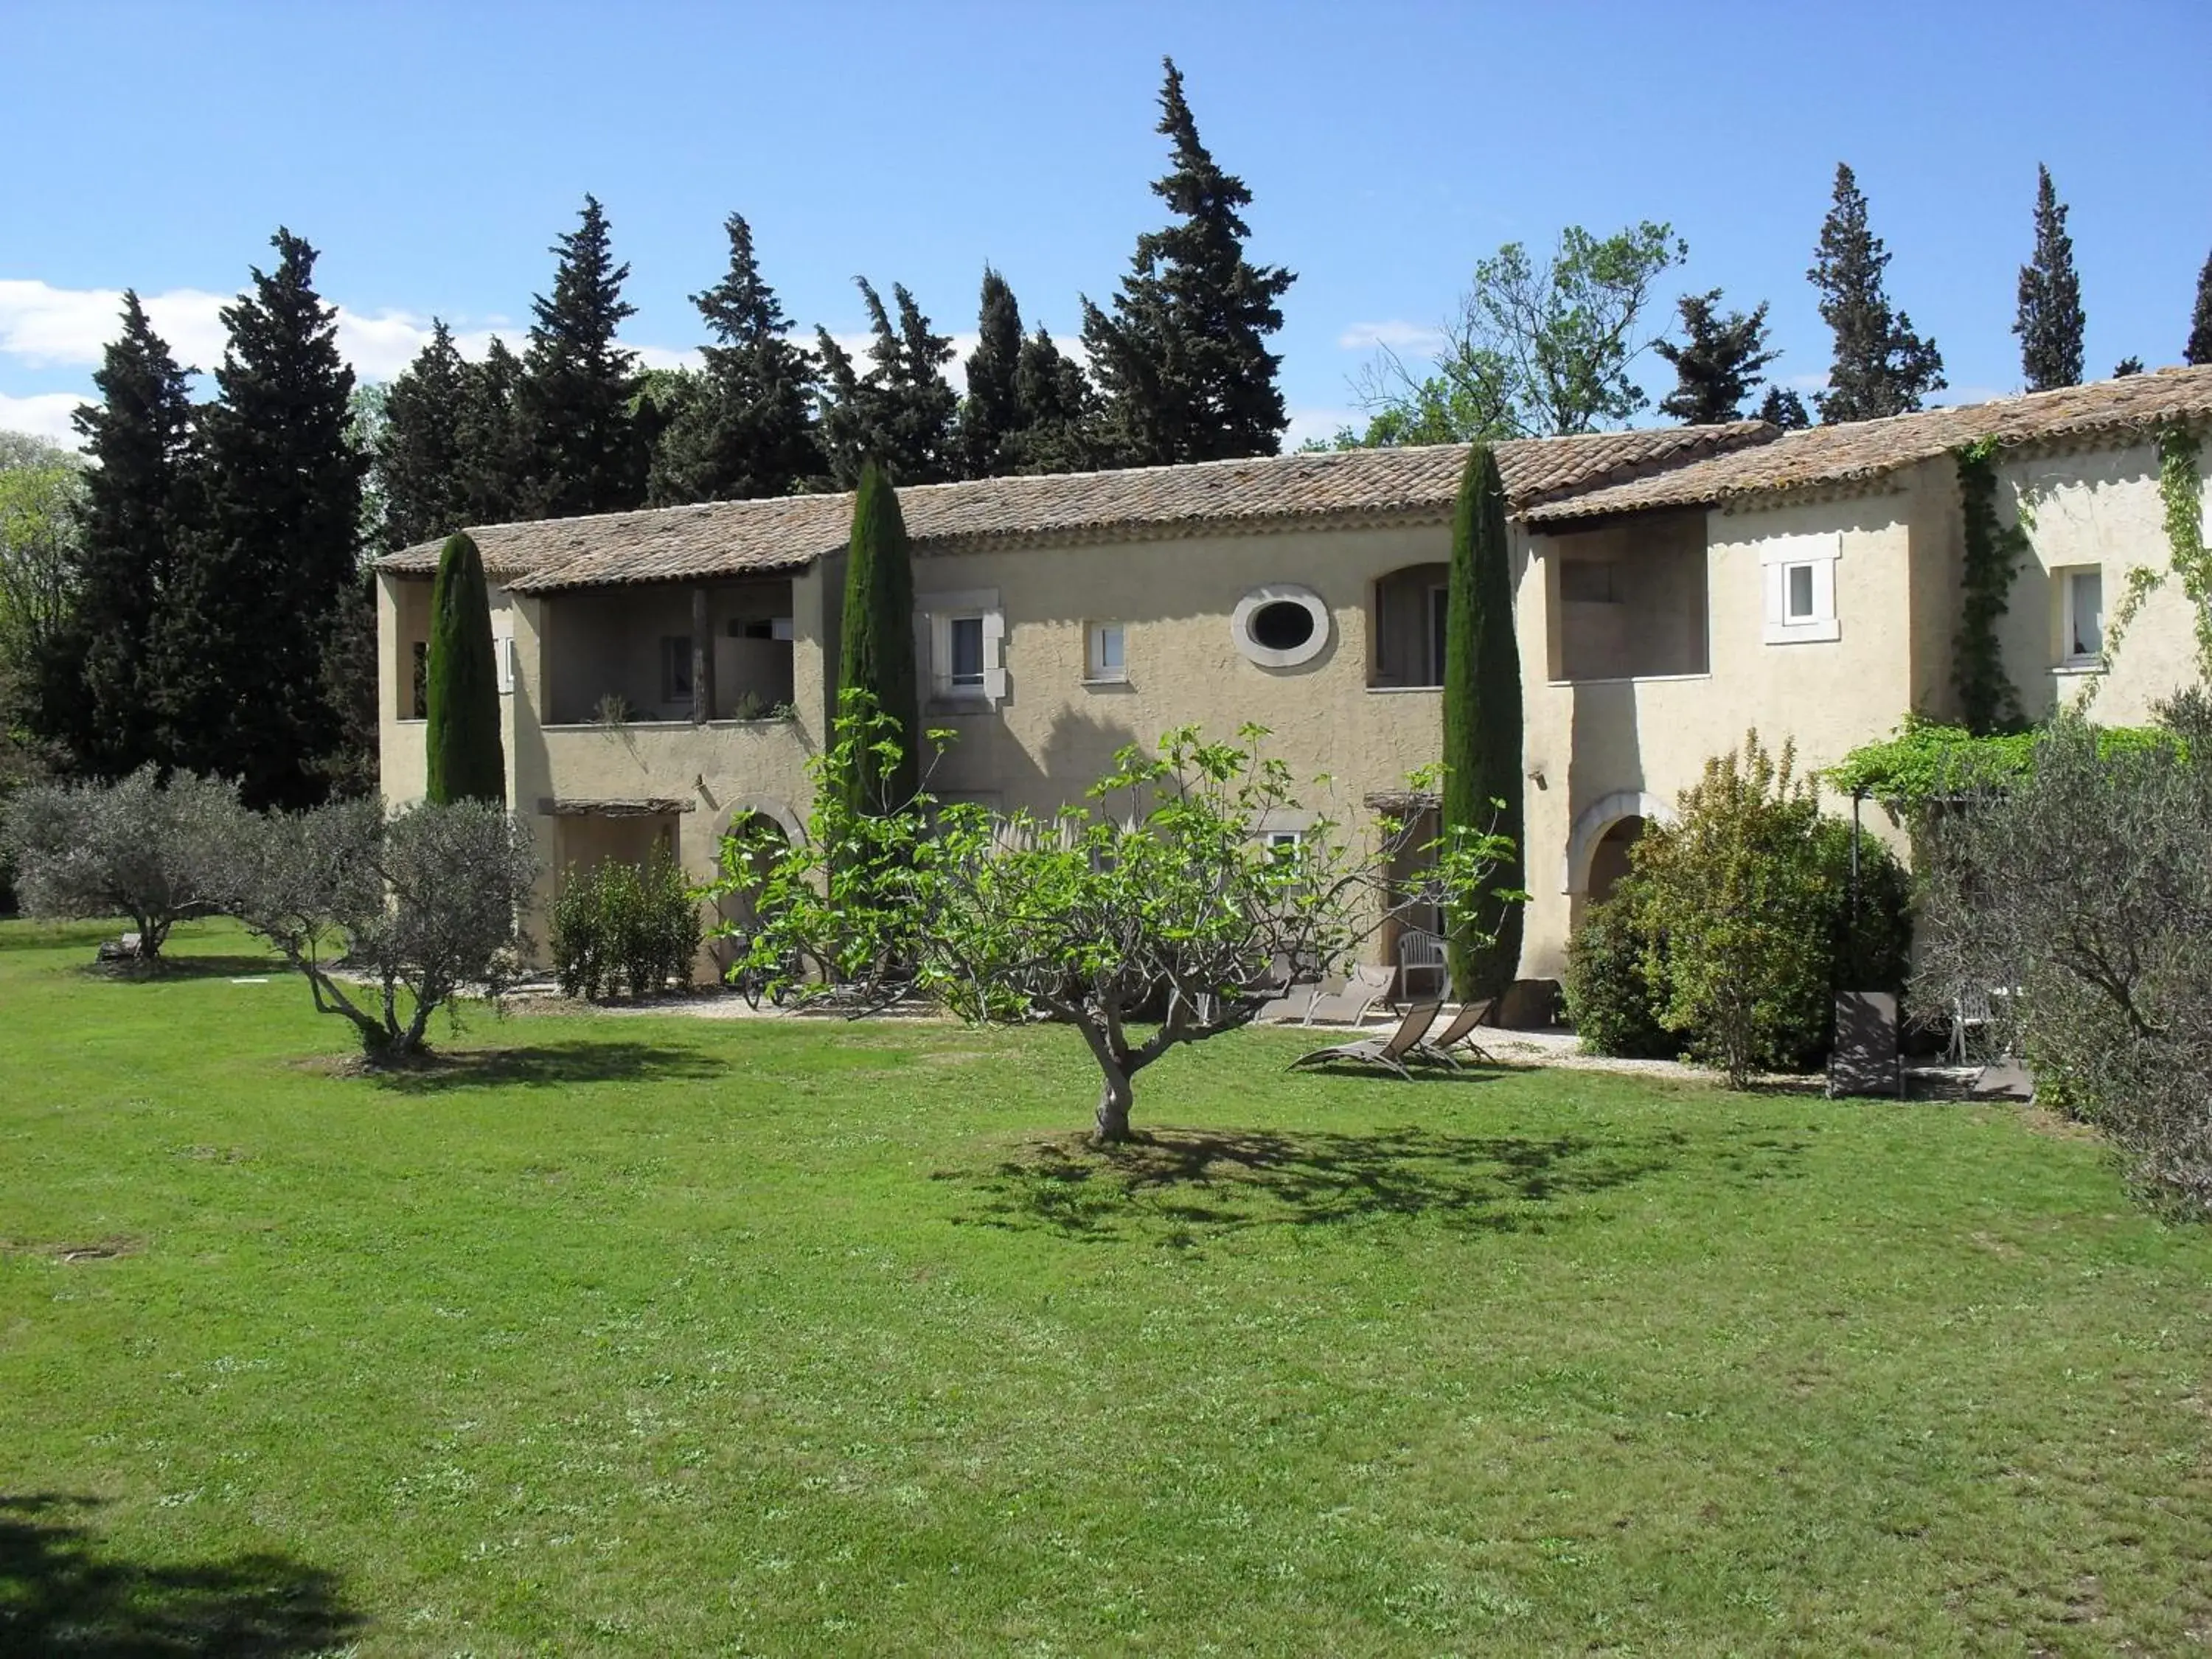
[495,634,516,695]
[981,611,1007,701]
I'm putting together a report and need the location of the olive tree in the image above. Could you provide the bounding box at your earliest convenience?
[234,796,538,1063]
[0,766,248,960]
[1916,698,2212,1216]
[714,696,1520,1142]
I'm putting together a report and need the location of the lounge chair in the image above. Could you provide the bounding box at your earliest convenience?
[1410,998,1497,1068]
[1301,962,1395,1027]
[1288,1001,1441,1080]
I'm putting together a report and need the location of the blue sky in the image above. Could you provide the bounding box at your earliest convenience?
[5,0,2210,448]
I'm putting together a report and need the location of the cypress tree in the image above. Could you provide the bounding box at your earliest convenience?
[835,459,919,813]
[378,319,473,549]
[41,292,197,776]
[956,267,1025,479]
[424,532,506,805]
[2015,164,2085,392]
[2186,248,2212,366]
[515,195,646,518]
[1080,57,1295,465]
[156,229,366,810]
[649,212,821,505]
[1809,164,1946,422]
[2114,355,2146,378]
[1756,386,1812,430]
[814,280,956,486]
[1654,290,1781,424]
[1440,442,1523,1004]
[458,336,529,524]
[1011,327,1102,474]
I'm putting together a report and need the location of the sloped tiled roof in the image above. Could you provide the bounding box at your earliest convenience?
[378,421,1776,593]
[1523,364,2212,524]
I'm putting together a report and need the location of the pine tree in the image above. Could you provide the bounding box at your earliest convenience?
[377,319,473,549]
[156,229,366,810]
[1756,386,1812,431]
[1440,442,1523,1004]
[2014,164,2085,392]
[813,279,957,486]
[425,532,505,805]
[38,293,197,777]
[515,195,646,518]
[1654,290,1781,424]
[1011,327,1102,474]
[649,212,820,505]
[1080,58,1295,465]
[2186,249,2212,366]
[956,268,1025,479]
[1809,164,1946,422]
[835,460,919,813]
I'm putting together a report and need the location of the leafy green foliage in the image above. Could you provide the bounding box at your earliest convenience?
[649,213,821,505]
[1829,716,2181,807]
[2100,422,2212,687]
[1351,223,1686,443]
[0,434,83,723]
[834,464,921,816]
[549,848,703,1000]
[814,280,959,486]
[2014,164,2085,392]
[0,766,248,960]
[156,230,368,810]
[1080,58,1295,465]
[713,696,1517,1140]
[514,195,647,518]
[1917,698,2212,1216]
[1809,164,1945,421]
[1653,289,1781,424]
[232,796,537,1060]
[425,532,505,807]
[1951,439,2029,732]
[1561,898,1674,1059]
[1441,443,1523,1001]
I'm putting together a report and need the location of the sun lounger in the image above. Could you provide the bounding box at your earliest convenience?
[1409,998,1497,1068]
[1287,1001,1441,1080]
[1301,961,1394,1027]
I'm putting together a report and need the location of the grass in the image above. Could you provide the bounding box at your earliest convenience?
[1,918,2208,1656]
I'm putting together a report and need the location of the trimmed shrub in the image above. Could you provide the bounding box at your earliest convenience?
[550,849,702,1000]
[1562,888,1674,1059]
[425,532,506,806]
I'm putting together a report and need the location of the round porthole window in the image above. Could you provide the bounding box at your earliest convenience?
[1231,585,1330,669]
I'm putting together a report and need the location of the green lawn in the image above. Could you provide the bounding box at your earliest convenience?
[1,920,2208,1656]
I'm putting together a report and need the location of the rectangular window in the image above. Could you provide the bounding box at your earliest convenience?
[947,616,986,689]
[2064,567,2104,664]
[1086,622,1126,682]
[411,641,428,720]
[1784,562,1817,622]
[661,635,693,703]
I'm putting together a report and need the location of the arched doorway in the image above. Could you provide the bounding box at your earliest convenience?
[710,813,789,980]
[1587,816,1645,905]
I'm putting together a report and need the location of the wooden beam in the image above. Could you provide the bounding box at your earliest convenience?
[691,585,712,723]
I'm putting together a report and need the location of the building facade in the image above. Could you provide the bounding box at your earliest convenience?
[377,369,2212,993]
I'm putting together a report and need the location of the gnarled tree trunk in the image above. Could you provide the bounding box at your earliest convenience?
[1093,1061,1135,1144]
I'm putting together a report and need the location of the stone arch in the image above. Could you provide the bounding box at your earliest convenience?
[702,795,804,978]
[1560,790,1674,895]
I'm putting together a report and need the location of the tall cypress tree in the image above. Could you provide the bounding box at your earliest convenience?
[1080,57,1295,465]
[814,280,956,486]
[458,336,529,524]
[1756,386,1812,431]
[156,230,366,810]
[956,267,1025,479]
[1809,164,1946,422]
[2185,249,2212,366]
[515,195,646,518]
[649,212,821,505]
[377,319,473,549]
[41,293,197,776]
[1654,291,1781,424]
[1011,327,1102,474]
[425,532,505,805]
[835,459,919,813]
[2015,164,2086,392]
[1440,442,1523,1004]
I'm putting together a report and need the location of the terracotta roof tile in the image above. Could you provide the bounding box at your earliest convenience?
[376,422,1776,593]
[1523,365,2212,524]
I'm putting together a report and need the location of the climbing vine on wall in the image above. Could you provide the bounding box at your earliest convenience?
[1951,439,2029,733]
[2100,421,2211,689]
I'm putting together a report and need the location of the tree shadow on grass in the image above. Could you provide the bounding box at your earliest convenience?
[83,955,287,983]
[366,1040,726,1094]
[0,1493,361,1656]
[946,1123,1683,1244]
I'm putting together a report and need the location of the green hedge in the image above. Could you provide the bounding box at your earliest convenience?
[551,849,703,1000]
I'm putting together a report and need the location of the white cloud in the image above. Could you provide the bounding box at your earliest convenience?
[0,391,83,445]
[1338,319,1447,356]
